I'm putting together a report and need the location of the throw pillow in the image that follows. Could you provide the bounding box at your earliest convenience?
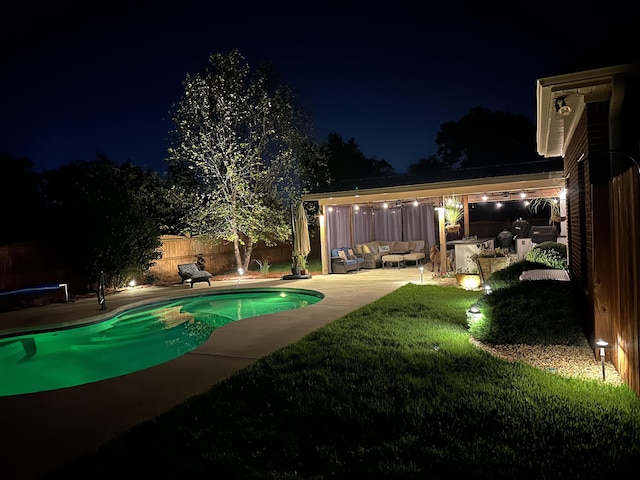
[379,245,390,253]
[348,248,355,256]
[362,245,371,253]
[338,250,348,261]
[414,240,425,251]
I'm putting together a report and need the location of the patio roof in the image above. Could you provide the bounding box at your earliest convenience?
[303,158,565,206]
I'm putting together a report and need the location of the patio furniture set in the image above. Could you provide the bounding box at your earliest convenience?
[331,240,428,273]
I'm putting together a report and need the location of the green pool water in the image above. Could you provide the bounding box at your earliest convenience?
[0,288,323,396]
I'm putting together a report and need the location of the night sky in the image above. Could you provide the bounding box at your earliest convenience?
[1,1,635,174]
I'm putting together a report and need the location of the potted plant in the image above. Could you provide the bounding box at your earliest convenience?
[528,197,564,226]
[470,248,511,283]
[443,195,464,233]
[296,254,308,275]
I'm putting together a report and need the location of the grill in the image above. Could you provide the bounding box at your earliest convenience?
[511,219,530,238]
[530,225,558,243]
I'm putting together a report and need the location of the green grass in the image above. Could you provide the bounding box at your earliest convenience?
[54,284,640,479]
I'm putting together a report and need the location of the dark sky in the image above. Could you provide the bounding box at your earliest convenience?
[1,1,635,174]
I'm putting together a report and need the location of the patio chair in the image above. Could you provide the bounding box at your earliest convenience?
[177,263,212,287]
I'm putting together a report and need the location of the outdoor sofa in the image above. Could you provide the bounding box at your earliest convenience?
[177,263,213,287]
[353,240,428,268]
[330,247,365,273]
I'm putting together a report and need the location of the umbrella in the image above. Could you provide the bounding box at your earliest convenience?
[292,201,311,261]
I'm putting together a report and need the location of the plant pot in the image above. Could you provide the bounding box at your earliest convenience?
[445,224,461,233]
[455,273,481,290]
[475,257,510,283]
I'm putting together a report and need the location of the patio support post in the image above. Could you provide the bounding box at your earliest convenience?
[463,195,470,237]
[437,204,447,272]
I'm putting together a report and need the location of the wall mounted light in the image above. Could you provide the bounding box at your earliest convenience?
[555,96,572,117]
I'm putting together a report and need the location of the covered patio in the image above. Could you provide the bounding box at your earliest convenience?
[303,160,566,274]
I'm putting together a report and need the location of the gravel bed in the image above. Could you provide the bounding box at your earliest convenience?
[470,338,622,385]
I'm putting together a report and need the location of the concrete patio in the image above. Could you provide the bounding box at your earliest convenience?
[0,266,435,479]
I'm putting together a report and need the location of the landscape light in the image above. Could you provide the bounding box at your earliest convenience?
[419,265,424,284]
[595,340,611,381]
[467,305,482,323]
[459,274,481,290]
[128,279,136,288]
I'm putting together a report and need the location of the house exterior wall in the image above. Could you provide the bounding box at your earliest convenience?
[565,113,589,290]
[560,75,640,395]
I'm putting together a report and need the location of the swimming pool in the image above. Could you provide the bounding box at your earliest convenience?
[0,288,323,397]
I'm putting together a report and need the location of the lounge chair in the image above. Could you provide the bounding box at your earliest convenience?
[177,263,212,287]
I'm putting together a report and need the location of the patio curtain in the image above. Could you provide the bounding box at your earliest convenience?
[353,206,374,244]
[374,206,403,240]
[326,203,437,251]
[326,206,351,251]
[403,203,436,246]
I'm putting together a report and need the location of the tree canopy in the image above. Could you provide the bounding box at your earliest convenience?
[41,155,163,289]
[409,107,541,174]
[322,133,396,181]
[167,49,326,271]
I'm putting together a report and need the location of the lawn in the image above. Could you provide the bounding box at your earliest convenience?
[53,282,640,479]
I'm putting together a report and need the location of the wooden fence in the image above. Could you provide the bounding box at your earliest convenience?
[0,242,70,291]
[148,235,296,283]
[606,167,640,395]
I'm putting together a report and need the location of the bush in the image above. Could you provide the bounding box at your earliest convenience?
[486,260,551,291]
[526,241,568,269]
[469,280,587,345]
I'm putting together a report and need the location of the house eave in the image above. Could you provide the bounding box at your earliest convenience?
[536,64,639,158]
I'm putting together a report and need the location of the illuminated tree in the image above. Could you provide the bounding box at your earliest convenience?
[168,49,326,271]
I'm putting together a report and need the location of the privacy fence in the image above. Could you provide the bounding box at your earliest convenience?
[606,167,640,395]
[147,235,298,282]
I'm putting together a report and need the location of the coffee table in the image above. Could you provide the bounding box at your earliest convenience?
[382,254,405,269]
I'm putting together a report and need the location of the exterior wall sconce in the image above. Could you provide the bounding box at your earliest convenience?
[555,97,572,117]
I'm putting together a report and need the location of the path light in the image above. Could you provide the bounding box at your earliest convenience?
[235,267,245,289]
[595,340,612,381]
[419,265,424,284]
[484,284,492,294]
[128,279,136,288]
[466,305,482,323]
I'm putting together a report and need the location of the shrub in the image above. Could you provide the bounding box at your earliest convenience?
[468,281,587,345]
[526,241,568,269]
[252,256,272,274]
[486,260,551,291]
